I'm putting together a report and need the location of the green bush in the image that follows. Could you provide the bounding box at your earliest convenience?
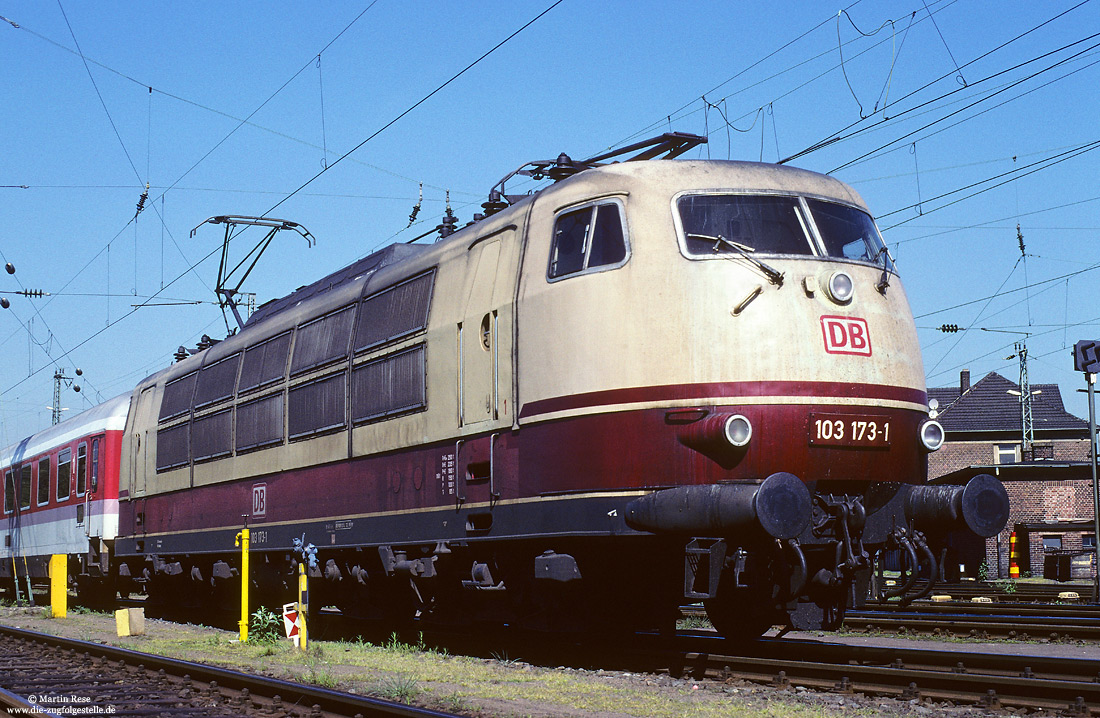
[250,606,282,644]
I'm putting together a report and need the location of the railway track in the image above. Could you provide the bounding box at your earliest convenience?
[666,632,1100,715]
[845,608,1100,642]
[0,624,457,718]
[876,581,1097,604]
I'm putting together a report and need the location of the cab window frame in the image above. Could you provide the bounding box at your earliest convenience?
[546,198,630,283]
[672,190,817,260]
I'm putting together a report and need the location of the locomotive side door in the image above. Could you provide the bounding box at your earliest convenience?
[128,385,157,498]
[459,231,514,427]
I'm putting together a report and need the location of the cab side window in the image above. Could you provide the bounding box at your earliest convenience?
[548,202,628,280]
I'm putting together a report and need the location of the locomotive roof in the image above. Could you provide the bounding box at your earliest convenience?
[531,159,870,211]
[0,392,131,467]
[246,242,430,327]
[150,158,866,386]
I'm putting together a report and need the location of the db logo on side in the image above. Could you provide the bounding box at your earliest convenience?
[821,316,872,356]
[252,483,267,518]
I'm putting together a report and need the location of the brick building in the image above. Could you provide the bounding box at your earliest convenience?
[927,370,1096,581]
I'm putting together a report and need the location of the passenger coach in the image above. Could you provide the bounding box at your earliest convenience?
[1,394,128,601]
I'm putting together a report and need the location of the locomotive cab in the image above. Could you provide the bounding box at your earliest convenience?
[516,158,1008,636]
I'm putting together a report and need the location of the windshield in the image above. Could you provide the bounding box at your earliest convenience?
[677,195,814,256]
[806,199,893,270]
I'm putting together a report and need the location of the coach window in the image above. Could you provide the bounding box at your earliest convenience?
[37,456,50,506]
[548,201,628,280]
[677,194,814,257]
[19,465,31,510]
[91,438,100,492]
[76,444,87,496]
[57,448,72,502]
[3,469,13,514]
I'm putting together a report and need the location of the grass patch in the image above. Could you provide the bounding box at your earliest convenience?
[0,608,862,718]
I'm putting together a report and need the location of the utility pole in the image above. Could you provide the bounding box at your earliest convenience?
[1016,340,1034,459]
[51,368,82,425]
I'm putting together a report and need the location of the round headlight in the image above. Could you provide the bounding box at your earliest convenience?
[723,414,753,447]
[919,419,945,452]
[827,270,855,304]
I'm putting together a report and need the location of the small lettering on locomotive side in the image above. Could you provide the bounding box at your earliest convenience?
[440,452,456,496]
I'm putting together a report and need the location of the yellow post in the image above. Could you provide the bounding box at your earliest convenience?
[298,562,308,651]
[49,554,67,618]
[235,527,249,642]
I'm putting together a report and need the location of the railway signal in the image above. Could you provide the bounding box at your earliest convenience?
[1074,339,1100,604]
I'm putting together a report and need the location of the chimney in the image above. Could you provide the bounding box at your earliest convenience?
[960,369,971,394]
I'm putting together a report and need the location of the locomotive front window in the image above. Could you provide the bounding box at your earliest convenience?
[678,195,813,256]
[807,199,893,269]
[548,202,628,280]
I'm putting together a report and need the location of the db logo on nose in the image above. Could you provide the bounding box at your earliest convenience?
[821,316,872,356]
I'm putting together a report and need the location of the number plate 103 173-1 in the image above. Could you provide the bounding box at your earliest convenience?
[809,413,891,447]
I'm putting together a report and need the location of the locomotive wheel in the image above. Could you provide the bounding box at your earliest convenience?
[703,593,780,640]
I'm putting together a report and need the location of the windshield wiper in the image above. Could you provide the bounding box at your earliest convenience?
[687,233,784,286]
[871,244,894,295]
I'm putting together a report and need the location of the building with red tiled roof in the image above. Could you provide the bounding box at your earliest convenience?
[927,370,1095,582]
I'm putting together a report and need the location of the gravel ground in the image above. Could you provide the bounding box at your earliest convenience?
[0,606,1087,718]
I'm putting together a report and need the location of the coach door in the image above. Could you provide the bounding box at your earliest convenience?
[458,231,515,428]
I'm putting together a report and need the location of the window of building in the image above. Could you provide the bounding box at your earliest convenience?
[37,456,50,505]
[994,444,1019,465]
[3,469,12,513]
[19,465,30,510]
[56,448,71,501]
[677,194,813,258]
[76,444,87,496]
[1084,534,1097,550]
[548,202,628,279]
[1042,535,1063,551]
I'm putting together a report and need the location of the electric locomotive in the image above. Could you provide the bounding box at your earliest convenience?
[76,133,1006,637]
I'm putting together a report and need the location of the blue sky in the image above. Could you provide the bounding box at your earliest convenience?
[1,0,1098,439]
